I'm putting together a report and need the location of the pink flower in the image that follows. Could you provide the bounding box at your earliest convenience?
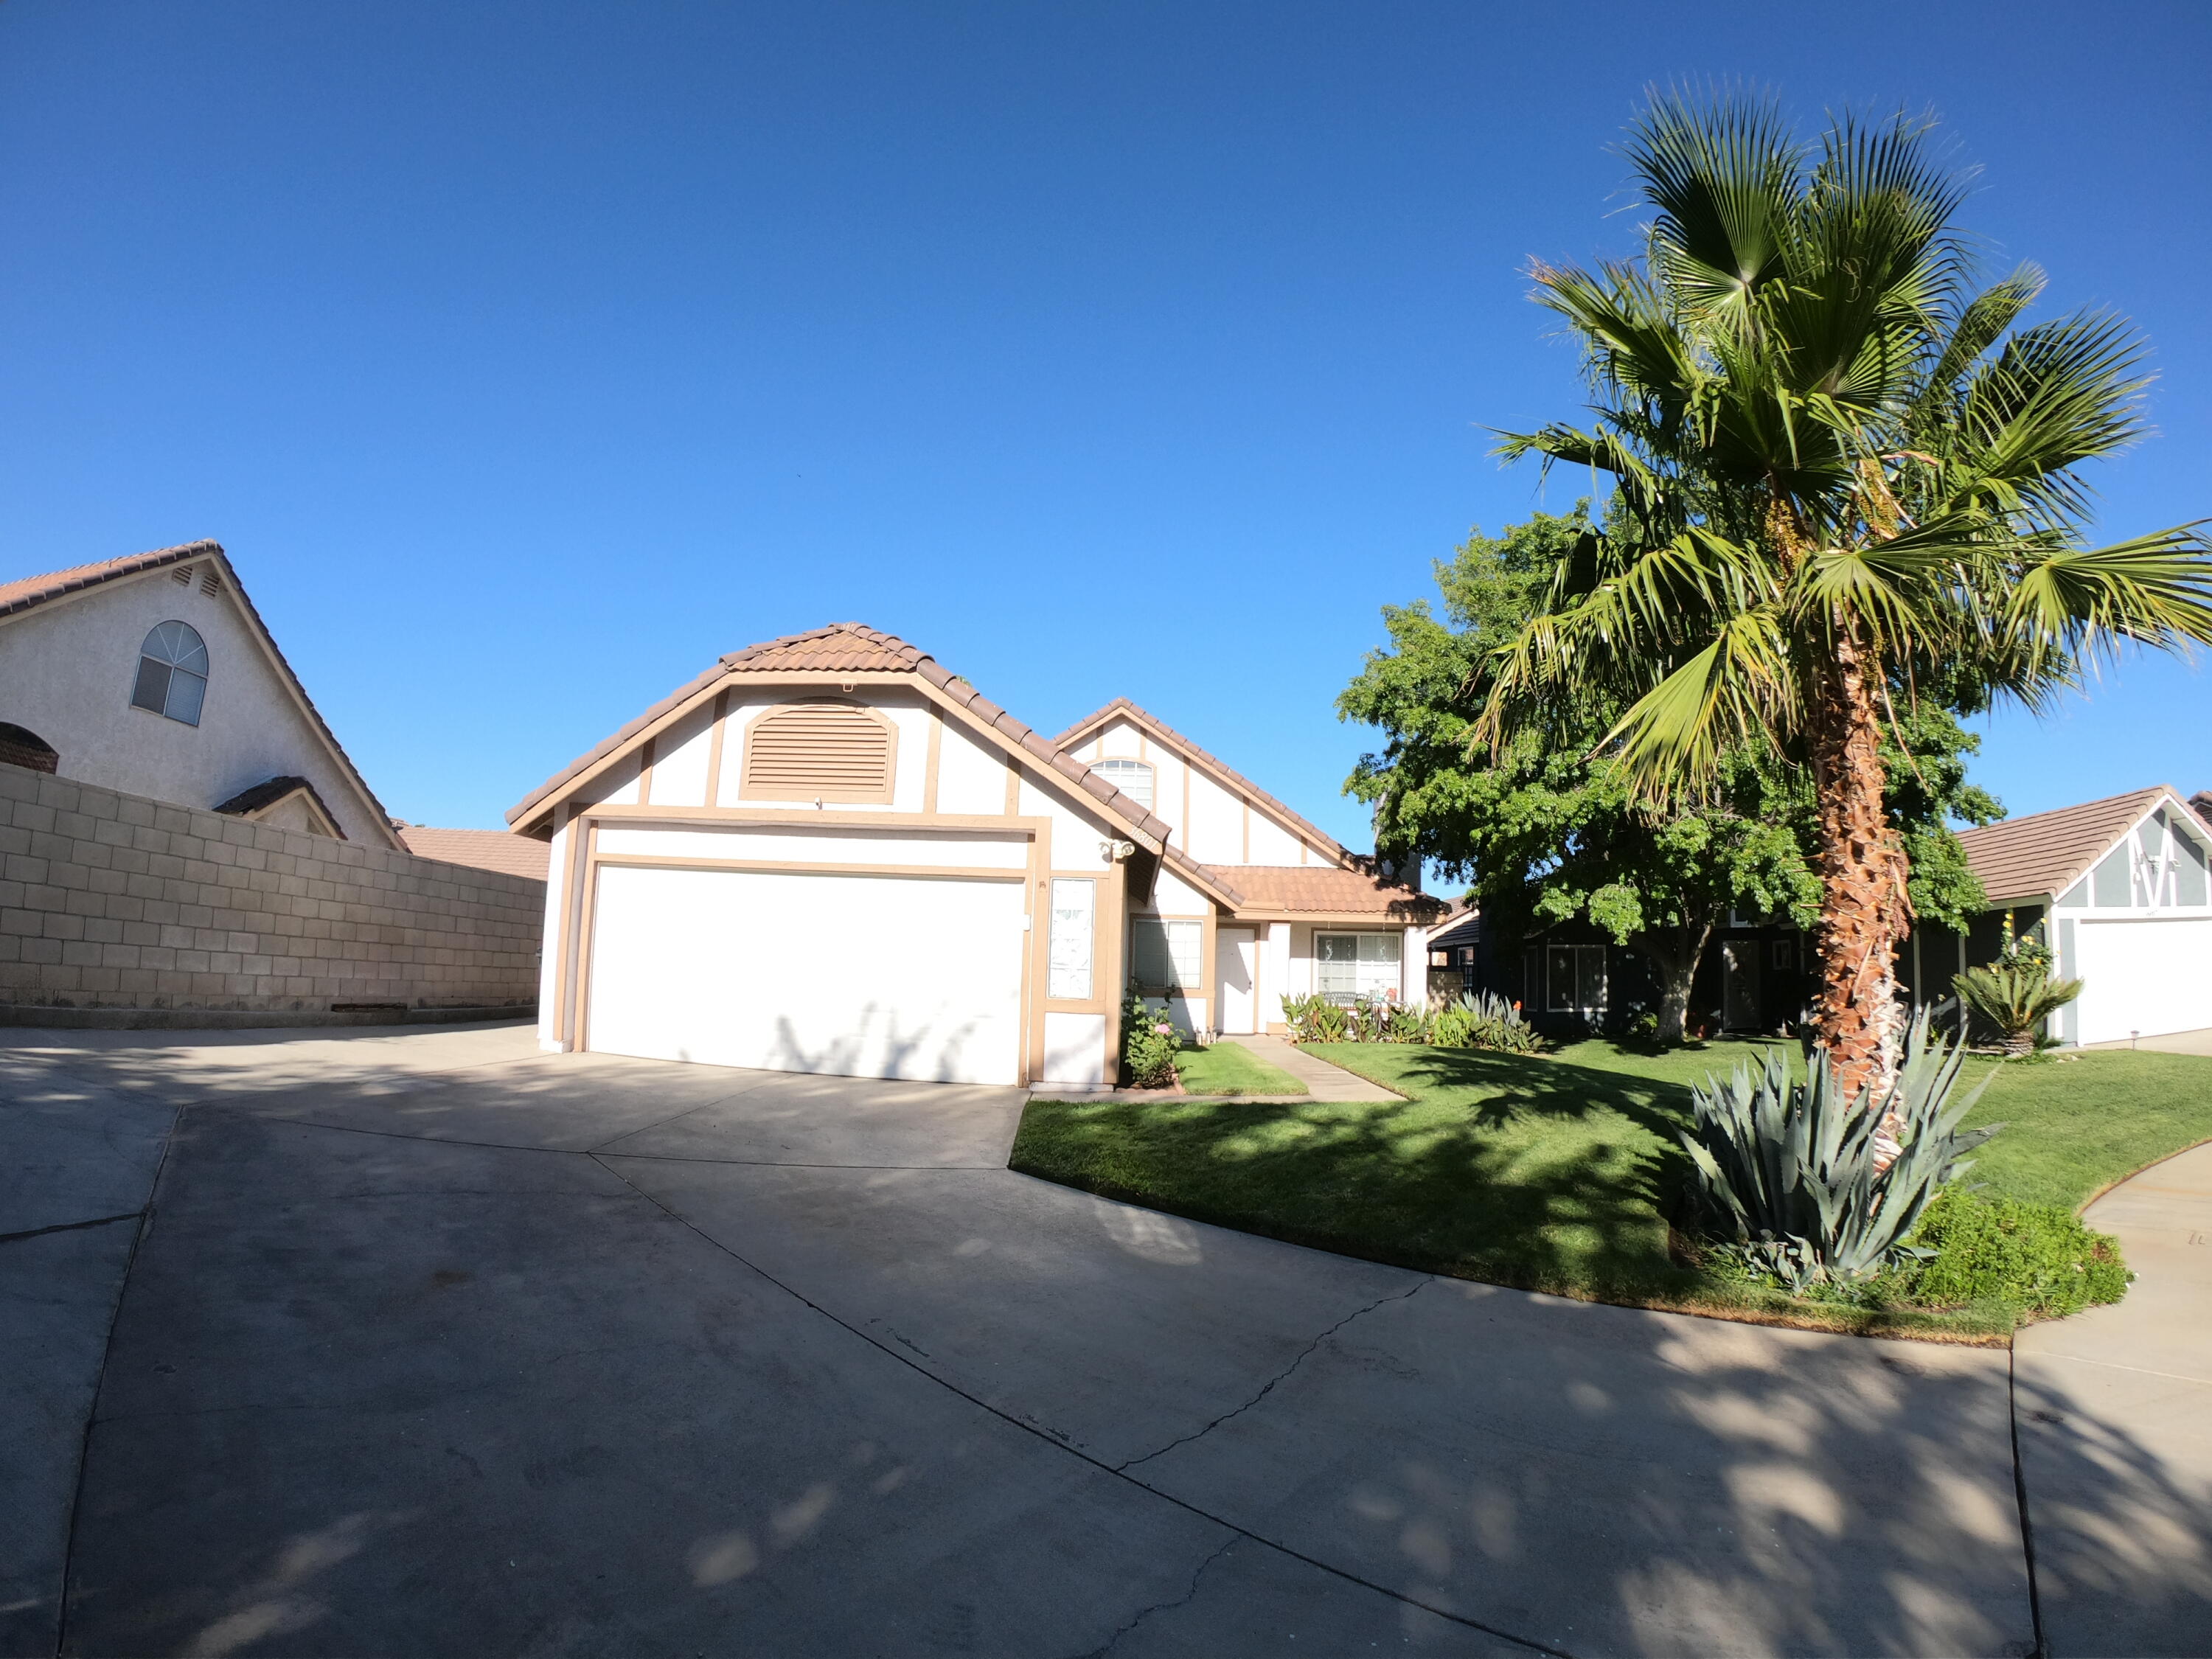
[1154,1023,1173,1036]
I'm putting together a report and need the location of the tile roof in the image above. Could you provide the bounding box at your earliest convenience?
[0,540,214,619]
[1202,863,1450,922]
[1955,786,2186,904]
[0,540,401,849]
[396,824,553,883]
[1054,696,1352,866]
[2194,791,2212,833]
[213,774,346,835]
[507,622,1175,848]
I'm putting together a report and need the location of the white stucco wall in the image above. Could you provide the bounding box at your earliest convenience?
[0,565,391,845]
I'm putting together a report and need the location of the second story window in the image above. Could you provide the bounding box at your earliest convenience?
[131,621,209,726]
[1088,757,1154,810]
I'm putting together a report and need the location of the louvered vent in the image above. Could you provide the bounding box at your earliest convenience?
[201,569,222,595]
[172,565,194,585]
[740,700,897,803]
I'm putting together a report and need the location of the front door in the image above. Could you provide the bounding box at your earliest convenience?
[1217,928,1259,1034]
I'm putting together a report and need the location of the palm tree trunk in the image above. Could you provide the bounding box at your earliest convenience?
[1805,633,1913,1124]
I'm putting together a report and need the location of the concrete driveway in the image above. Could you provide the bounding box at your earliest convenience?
[0,1026,2202,1657]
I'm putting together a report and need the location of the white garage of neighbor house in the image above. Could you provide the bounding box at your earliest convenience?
[1950,785,2212,1046]
[507,623,1441,1088]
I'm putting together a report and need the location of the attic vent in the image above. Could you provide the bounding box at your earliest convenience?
[172,565,194,585]
[201,569,221,595]
[740,700,897,804]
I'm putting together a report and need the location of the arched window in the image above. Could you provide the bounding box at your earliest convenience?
[1088,758,1154,810]
[131,621,209,726]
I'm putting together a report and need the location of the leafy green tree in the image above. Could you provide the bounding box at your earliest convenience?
[1479,94,2212,1102]
[1341,510,1999,1041]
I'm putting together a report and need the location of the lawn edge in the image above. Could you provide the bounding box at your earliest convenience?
[1005,1147,2013,1348]
[2069,1133,2212,1215]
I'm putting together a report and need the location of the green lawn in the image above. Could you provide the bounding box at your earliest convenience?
[1012,1037,2212,1340]
[1171,1041,1307,1097]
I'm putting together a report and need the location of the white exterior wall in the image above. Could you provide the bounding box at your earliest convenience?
[0,566,390,844]
[1041,1011,1109,1086]
[647,703,716,805]
[936,717,1011,815]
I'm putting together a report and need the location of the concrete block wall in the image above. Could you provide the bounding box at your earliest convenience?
[0,761,542,1012]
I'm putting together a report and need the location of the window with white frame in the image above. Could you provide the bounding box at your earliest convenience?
[1088,758,1154,810]
[1547,944,1607,1012]
[1315,932,1401,1004]
[1128,915,1200,991]
[130,621,209,726]
[1048,879,1096,1000]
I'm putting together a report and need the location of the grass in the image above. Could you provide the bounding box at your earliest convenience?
[1171,1041,1307,1097]
[1012,1037,2212,1342]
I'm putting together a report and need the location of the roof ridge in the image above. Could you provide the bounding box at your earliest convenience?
[0,540,221,619]
[1955,785,2171,841]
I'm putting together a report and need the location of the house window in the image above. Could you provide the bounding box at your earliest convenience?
[1129,915,1200,991]
[1089,758,1154,810]
[130,622,208,726]
[740,700,896,803]
[1546,944,1607,1013]
[1049,879,1096,1000]
[1315,931,1401,1004]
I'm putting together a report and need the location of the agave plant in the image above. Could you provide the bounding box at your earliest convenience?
[1954,964,2084,1057]
[1679,1009,1998,1290]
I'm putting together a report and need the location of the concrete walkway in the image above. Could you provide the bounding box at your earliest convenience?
[1215,1032,1402,1101]
[2084,1026,2212,1057]
[1,1024,2204,1655]
[2016,1138,2212,1655]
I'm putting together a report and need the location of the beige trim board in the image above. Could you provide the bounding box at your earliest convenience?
[592,853,1025,883]
[574,804,1045,835]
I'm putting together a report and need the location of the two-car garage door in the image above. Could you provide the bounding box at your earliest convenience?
[585,863,1028,1085]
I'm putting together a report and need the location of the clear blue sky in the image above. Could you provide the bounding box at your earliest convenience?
[4,2,2206,846]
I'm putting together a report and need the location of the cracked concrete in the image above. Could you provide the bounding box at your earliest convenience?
[1,1022,2197,1655]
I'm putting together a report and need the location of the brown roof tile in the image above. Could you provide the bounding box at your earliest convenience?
[507,622,1175,848]
[1955,786,2187,904]
[396,825,552,882]
[0,540,215,618]
[1055,696,1352,866]
[214,775,347,837]
[1202,863,1448,922]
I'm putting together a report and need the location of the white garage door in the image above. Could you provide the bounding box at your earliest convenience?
[2073,917,2212,1045]
[585,865,1027,1084]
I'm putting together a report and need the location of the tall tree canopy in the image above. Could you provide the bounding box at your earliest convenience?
[1478,93,2212,1103]
[1341,509,2000,1040]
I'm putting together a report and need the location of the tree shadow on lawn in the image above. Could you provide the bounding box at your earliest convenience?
[1016,1046,1711,1307]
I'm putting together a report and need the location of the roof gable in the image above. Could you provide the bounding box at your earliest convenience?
[1053,697,1350,866]
[507,622,1173,847]
[1956,785,2209,904]
[0,540,400,849]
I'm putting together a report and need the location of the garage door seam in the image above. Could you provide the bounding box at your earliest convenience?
[593,1152,1577,1659]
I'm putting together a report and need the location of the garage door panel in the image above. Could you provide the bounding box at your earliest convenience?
[586,866,1026,1085]
[2074,917,2212,1045]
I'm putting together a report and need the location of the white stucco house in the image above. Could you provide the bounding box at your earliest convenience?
[0,540,399,848]
[1947,785,2212,1046]
[507,622,1443,1088]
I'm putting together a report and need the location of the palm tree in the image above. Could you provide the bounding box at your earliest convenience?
[1480,93,2212,1124]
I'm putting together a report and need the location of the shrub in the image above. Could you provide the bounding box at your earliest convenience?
[1279,992,1349,1043]
[1282,989,1541,1054]
[1679,1009,1998,1291]
[1954,963,2083,1057]
[1887,1189,2129,1317]
[1119,992,1180,1089]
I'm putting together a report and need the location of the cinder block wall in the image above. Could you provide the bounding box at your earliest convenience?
[0,761,542,1012]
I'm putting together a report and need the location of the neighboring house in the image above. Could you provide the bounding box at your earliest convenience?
[0,540,545,1020]
[1942,785,2212,1046]
[1424,901,1480,1000]
[393,823,553,882]
[507,623,1439,1089]
[1464,782,2212,1047]
[0,540,398,848]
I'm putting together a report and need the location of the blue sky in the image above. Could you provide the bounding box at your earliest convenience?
[3,2,2206,850]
